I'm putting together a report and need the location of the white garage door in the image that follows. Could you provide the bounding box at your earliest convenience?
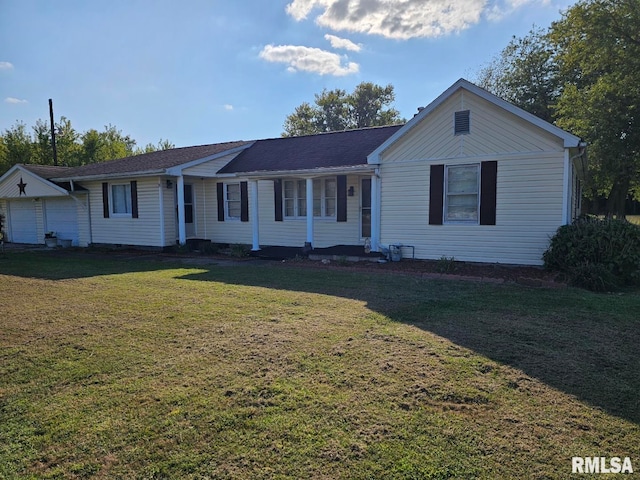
[45,197,79,246]
[9,200,38,244]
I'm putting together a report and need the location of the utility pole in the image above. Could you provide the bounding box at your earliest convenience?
[49,98,58,166]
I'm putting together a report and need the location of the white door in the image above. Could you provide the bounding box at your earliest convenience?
[8,200,38,244]
[45,197,79,246]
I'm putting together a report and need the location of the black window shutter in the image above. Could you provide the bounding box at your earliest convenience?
[216,182,225,222]
[274,179,283,222]
[337,175,347,222]
[429,165,444,225]
[102,182,110,218]
[480,161,497,225]
[240,181,249,222]
[130,181,138,218]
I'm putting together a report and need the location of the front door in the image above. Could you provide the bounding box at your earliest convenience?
[176,183,196,238]
[361,178,371,239]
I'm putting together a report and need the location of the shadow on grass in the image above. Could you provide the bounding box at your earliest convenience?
[177,263,640,426]
[2,252,639,425]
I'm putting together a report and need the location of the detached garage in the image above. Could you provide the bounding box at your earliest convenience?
[0,164,86,246]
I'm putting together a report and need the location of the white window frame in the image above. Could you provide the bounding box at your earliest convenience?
[225,183,242,220]
[313,178,337,218]
[283,179,307,218]
[282,178,337,219]
[444,164,480,224]
[110,183,132,217]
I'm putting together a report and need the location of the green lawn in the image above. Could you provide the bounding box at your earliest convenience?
[1,252,639,479]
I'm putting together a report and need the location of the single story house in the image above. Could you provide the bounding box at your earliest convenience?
[0,79,586,265]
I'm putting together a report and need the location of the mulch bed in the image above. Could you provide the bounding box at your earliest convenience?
[277,257,566,288]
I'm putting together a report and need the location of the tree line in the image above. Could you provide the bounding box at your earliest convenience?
[474,0,639,217]
[0,117,173,175]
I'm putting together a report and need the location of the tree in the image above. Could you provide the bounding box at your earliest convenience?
[550,0,640,217]
[474,1,640,216]
[136,138,175,155]
[1,122,32,170]
[475,27,560,123]
[282,82,405,137]
[0,118,175,175]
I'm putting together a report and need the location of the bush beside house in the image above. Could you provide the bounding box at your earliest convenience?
[543,216,640,291]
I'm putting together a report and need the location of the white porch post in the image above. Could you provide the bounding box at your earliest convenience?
[371,173,380,251]
[306,177,314,247]
[177,175,186,245]
[250,180,260,251]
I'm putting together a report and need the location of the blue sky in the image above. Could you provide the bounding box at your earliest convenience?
[1,0,574,148]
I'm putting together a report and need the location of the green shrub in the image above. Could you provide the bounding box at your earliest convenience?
[230,243,250,258]
[436,256,456,273]
[543,216,640,290]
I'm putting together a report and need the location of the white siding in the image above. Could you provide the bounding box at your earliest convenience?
[162,179,177,246]
[73,193,92,247]
[383,90,562,163]
[205,176,363,248]
[0,168,65,198]
[379,154,565,265]
[379,88,568,266]
[82,177,165,247]
[182,151,243,177]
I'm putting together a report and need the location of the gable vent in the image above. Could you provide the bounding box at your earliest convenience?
[454,110,470,135]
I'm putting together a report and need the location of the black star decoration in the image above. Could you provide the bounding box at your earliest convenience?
[17,177,27,196]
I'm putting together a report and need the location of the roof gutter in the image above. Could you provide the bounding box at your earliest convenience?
[233,164,376,179]
[50,169,167,182]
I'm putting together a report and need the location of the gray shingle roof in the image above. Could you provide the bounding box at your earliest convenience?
[22,164,75,178]
[218,125,403,174]
[50,141,250,179]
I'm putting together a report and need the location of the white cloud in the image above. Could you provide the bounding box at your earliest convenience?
[260,44,359,76]
[286,0,548,39]
[0,61,14,70]
[324,34,362,52]
[487,0,549,21]
[5,97,28,104]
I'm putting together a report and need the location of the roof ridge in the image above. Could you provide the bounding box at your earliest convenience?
[262,123,405,142]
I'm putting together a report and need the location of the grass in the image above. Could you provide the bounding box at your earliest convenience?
[1,251,639,479]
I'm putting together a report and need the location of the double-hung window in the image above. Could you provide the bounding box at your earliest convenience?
[284,179,307,218]
[282,178,338,218]
[111,184,132,216]
[313,178,336,217]
[444,164,479,223]
[225,183,241,220]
